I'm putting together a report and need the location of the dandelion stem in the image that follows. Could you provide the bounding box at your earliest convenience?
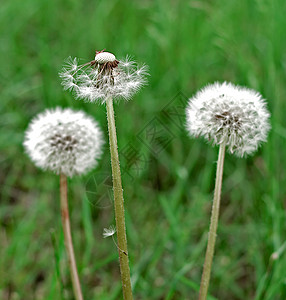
[198,142,226,300]
[60,173,83,300]
[106,96,133,300]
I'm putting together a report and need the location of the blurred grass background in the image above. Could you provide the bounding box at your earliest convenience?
[1,0,286,299]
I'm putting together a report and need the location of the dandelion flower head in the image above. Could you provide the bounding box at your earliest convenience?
[24,107,104,177]
[60,50,148,103]
[186,82,270,157]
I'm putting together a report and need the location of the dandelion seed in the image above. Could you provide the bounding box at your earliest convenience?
[59,50,148,103]
[103,225,116,238]
[186,82,270,157]
[23,107,104,177]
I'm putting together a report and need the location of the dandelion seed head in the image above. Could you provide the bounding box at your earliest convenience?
[24,107,104,177]
[103,225,116,238]
[186,82,271,157]
[60,50,148,104]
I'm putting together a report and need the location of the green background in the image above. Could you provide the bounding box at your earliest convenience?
[1,0,286,299]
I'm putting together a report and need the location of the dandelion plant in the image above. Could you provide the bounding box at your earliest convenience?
[60,50,148,300]
[186,82,270,300]
[24,108,104,300]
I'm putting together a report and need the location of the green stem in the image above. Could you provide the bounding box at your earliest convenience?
[60,174,84,300]
[105,96,133,300]
[198,142,226,300]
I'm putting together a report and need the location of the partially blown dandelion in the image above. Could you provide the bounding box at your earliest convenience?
[186,82,270,157]
[24,107,104,177]
[24,107,104,300]
[60,50,148,103]
[186,82,270,300]
[60,50,147,300]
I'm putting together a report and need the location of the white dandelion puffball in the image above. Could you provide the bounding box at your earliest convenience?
[186,82,271,157]
[24,108,104,177]
[59,50,148,103]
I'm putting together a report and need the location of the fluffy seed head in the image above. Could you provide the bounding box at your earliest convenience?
[60,51,148,103]
[24,107,104,177]
[186,82,271,157]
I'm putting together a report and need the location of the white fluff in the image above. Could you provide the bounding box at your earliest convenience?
[186,82,271,157]
[24,107,104,177]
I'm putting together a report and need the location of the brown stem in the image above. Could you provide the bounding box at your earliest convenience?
[60,173,84,300]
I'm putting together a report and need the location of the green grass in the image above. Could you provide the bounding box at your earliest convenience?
[1,0,286,299]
